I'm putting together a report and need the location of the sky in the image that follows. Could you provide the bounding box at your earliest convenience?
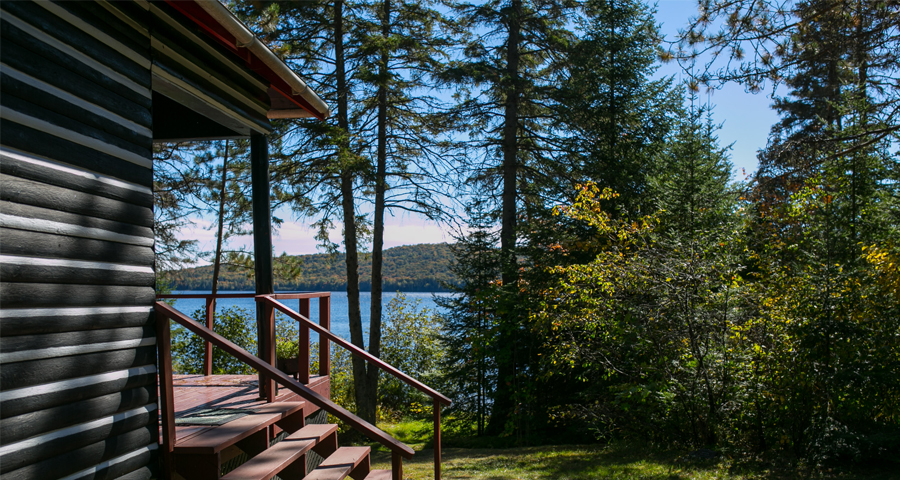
[184,0,783,260]
[654,0,780,180]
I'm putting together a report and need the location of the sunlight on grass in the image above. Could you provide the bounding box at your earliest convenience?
[373,444,740,480]
[367,421,900,480]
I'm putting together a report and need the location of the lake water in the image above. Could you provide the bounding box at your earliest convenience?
[170,291,451,344]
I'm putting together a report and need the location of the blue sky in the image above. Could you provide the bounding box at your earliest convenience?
[654,0,780,181]
[186,0,784,258]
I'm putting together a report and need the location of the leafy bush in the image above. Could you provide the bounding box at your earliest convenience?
[171,306,256,375]
[378,293,445,419]
[275,294,446,421]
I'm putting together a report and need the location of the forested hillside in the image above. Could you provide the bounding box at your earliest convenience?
[171,243,456,292]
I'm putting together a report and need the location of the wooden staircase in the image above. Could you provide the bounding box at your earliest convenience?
[171,401,390,480]
[156,297,450,480]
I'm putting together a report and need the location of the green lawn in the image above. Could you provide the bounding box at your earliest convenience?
[364,420,900,480]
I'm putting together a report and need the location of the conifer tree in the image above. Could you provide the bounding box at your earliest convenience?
[558,0,677,215]
[676,0,900,457]
[235,0,456,423]
[153,143,203,287]
[438,201,501,436]
[440,0,578,434]
[233,1,372,420]
[648,95,741,445]
[671,0,899,155]
[352,0,458,423]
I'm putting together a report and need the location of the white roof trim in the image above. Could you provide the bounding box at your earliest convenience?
[195,1,330,119]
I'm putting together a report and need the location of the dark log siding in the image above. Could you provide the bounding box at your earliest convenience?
[0,228,156,270]
[1,427,158,480]
[0,1,157,478]
[1,1,281,478]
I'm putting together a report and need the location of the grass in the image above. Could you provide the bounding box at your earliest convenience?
[363,419,900,480]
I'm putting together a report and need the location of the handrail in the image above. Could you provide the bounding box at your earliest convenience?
[156,292,331,378]
[156,291,327,300]
[154,301,415,466]
[156,293,257,299]
[258,295,451,480]
[259,296,453,406]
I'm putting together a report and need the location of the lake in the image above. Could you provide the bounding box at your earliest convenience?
[170,291,451,345]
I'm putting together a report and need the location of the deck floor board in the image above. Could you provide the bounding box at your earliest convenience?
[160,374,330,443]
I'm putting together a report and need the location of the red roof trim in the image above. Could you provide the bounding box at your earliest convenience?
[163,0,325,120]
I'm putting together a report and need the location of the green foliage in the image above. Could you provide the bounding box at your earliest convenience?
[171,306,256,375]
[736,0,900,461]
[528,86,900,462]
[742,162,900,462]
[439,200,501,435]
[378,293,445,417]
[531,93,748,447]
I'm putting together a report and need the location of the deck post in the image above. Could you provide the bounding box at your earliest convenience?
[298,298,310,383]
[392,452,403,480]
[251,133,276,400]
[434,398,442,480]
[204,296,214,376]
[155,309,176,479]
[319,295,331,377]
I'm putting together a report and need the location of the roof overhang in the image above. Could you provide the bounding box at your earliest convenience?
[164,0,329,121]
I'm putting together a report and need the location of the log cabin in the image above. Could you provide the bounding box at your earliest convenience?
[0,2,448,479]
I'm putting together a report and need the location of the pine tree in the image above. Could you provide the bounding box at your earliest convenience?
[193,140,253,299]
[153,143,203,288]
[558,0,678,215]
[233,1,372,421]
[438,200,501,436]
[729,0,900,457]
[672,0,899,154]
[352,0,458,423]
[440,0,578,435]
[235,0,456,423]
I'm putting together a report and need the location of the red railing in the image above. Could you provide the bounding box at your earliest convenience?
[155,292,451,479]
[259,295,453,480]
[155,292,331,379]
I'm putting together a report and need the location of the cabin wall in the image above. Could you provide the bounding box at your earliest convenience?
[0,1,157,479]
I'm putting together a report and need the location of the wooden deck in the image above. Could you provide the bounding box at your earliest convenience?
[165,374,331,444]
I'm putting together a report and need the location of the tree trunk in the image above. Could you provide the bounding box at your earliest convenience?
[364,0,392,425]
[210,141,230,303]
[334,1,373,424]
[487,0,522,436]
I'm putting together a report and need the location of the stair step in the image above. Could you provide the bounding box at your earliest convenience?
[362,470,392,480]
[221,424,339,480]
[303,446,371,480]
[174,402,306,454]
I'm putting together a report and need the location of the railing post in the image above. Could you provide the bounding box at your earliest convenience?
[392,452,403,480]
[434,399,441,480]
[155,307,176,479]
[319,295,331,377]
[204,296,214,376]
[257,301,278,403]
[298,298,310,383]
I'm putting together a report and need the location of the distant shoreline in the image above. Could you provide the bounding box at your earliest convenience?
[166,243,458,292]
